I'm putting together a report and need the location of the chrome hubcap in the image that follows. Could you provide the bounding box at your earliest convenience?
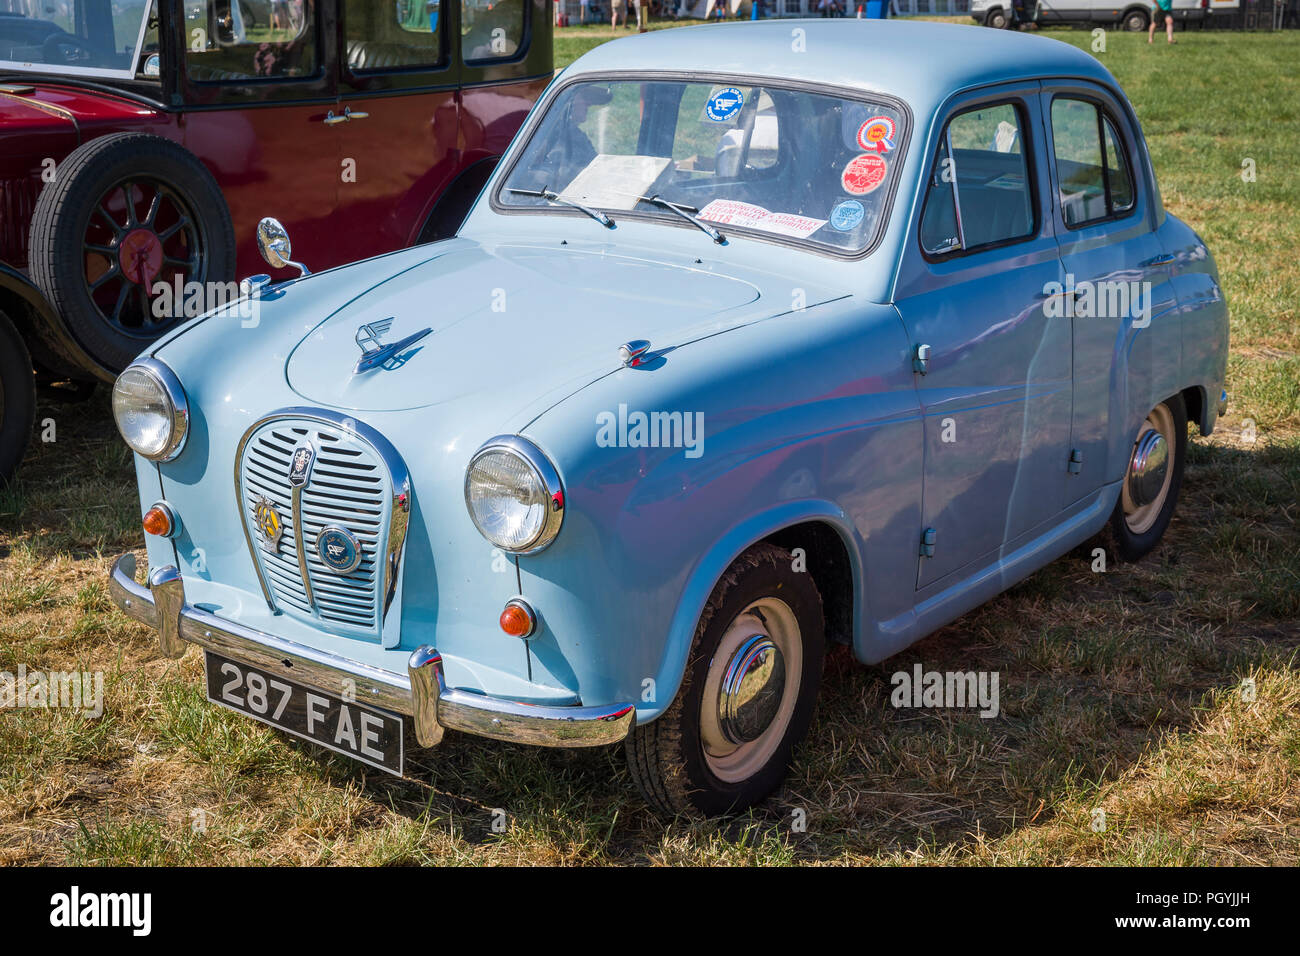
[1127,429,1168,508]
[699,599,802,783]
[1121,403,1176,535]
[718,635,786,745]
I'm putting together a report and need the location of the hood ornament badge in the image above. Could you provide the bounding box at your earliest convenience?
[354,317,433,374]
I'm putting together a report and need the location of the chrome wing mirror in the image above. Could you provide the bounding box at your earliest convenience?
[256,217,311,277]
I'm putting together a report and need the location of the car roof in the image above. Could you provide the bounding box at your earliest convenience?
[563,19,1118,114]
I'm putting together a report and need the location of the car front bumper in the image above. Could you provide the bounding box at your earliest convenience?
[108,554,636,752]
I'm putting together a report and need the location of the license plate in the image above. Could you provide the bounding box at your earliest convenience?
[204,651,404,775]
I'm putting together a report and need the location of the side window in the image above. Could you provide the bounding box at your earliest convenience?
[462,0,524,63]
[1051,97,1137,228]
[345,0,443,72]
[920,101,1035,256]
[185,0,318,81]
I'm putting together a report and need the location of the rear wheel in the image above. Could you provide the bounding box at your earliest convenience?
[625,543,825,816]
[1122,8,1149,29]
[0,310,36,484]
[1105,394,1187,561]
[28,132,235,373]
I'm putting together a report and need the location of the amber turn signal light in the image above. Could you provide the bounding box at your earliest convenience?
[499,599,537,639]
[142,502,178,538]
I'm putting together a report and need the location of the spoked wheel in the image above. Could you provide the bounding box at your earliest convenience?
[82,179,203,340]
[626,543,825,816]
[1105,393,1187,561]
[29,132,235,373]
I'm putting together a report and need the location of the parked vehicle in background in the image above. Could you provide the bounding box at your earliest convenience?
[109,21,1228,816]
[0,0,550,481]
[971,0,1235,30]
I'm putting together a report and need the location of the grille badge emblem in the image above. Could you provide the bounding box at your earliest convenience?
[254,496,283,553]
[288,443,315,487]
[354,317,433,374]
[317,526,363,575]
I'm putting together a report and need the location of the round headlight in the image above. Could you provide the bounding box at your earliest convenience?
[464,436,564,554]
[112,360,188,461]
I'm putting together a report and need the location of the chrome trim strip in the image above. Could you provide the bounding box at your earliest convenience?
[290,474,317,610]
[108,555,636,750]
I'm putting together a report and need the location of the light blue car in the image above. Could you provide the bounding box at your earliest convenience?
[108,20,1229,815]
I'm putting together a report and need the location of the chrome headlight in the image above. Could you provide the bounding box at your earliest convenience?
[464,435,564,554]
[111,359,189,461]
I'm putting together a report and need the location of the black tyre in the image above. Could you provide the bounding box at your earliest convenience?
[1122,8,1149,30]
[28,132,236,374]
[625,543,825,816]
[986,7,1008,28]
[0,310,36,484]
[1104,393,1187,562]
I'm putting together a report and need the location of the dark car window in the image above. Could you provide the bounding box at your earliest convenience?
[1051,97,1137,228]
[185,0,319,81]
[462,0,524,63]
[920,101,1034,256]
[345,0,443,72]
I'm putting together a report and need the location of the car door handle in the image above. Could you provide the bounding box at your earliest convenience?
[322,108,369,126]
[1143,253,1175,268]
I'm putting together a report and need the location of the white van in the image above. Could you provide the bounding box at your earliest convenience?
[970,0,1239,31]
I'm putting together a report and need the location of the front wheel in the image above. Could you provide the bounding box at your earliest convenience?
[986,7,1009,28]
[1105,393,1187,562]
[625,543,825,816]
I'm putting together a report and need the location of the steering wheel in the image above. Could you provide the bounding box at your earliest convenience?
[42,32,95,65]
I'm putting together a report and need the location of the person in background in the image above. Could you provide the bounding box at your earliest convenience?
[580,0,590,23]
[612,0,628,28]
[1149,0,1175,43]
[633,0,648,31]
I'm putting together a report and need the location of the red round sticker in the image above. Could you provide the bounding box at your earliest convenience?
[841,153,887,196]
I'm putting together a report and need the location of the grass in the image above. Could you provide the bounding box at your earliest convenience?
[1,22,1298,865]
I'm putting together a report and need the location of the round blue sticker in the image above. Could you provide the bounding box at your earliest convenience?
[705,87,744,122]
[830,200,865,232]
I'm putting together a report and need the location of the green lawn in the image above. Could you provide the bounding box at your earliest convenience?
[0,22,1296,866]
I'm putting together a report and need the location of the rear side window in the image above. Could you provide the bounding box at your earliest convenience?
[920,101,1035,256]
[345,0,444,72]
[185,0,319,81]
[462,0,525,62]
[1051,97,1137,227]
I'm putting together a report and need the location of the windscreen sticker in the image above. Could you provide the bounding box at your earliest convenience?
[698,200,827,239]
[841,153,888,196]
[705,87,744,122]
[856,116,896,154]
[830,200,865,231]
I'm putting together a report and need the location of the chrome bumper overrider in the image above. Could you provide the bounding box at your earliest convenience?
[108,554,635,751]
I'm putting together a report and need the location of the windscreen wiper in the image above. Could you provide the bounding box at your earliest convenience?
[508,186,613,228]
[636,195,725,244]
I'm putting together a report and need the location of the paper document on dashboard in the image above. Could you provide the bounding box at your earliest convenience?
[560,154,673,210]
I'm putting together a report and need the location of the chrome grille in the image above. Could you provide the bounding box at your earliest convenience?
[237,416,401,638]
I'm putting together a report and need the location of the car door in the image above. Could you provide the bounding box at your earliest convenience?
[894,86,1072,591]
[1041,85,1180,508]
[331,0,462,263]
[179,0,342,273]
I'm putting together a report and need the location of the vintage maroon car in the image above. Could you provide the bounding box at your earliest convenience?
[0,0,551,479]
